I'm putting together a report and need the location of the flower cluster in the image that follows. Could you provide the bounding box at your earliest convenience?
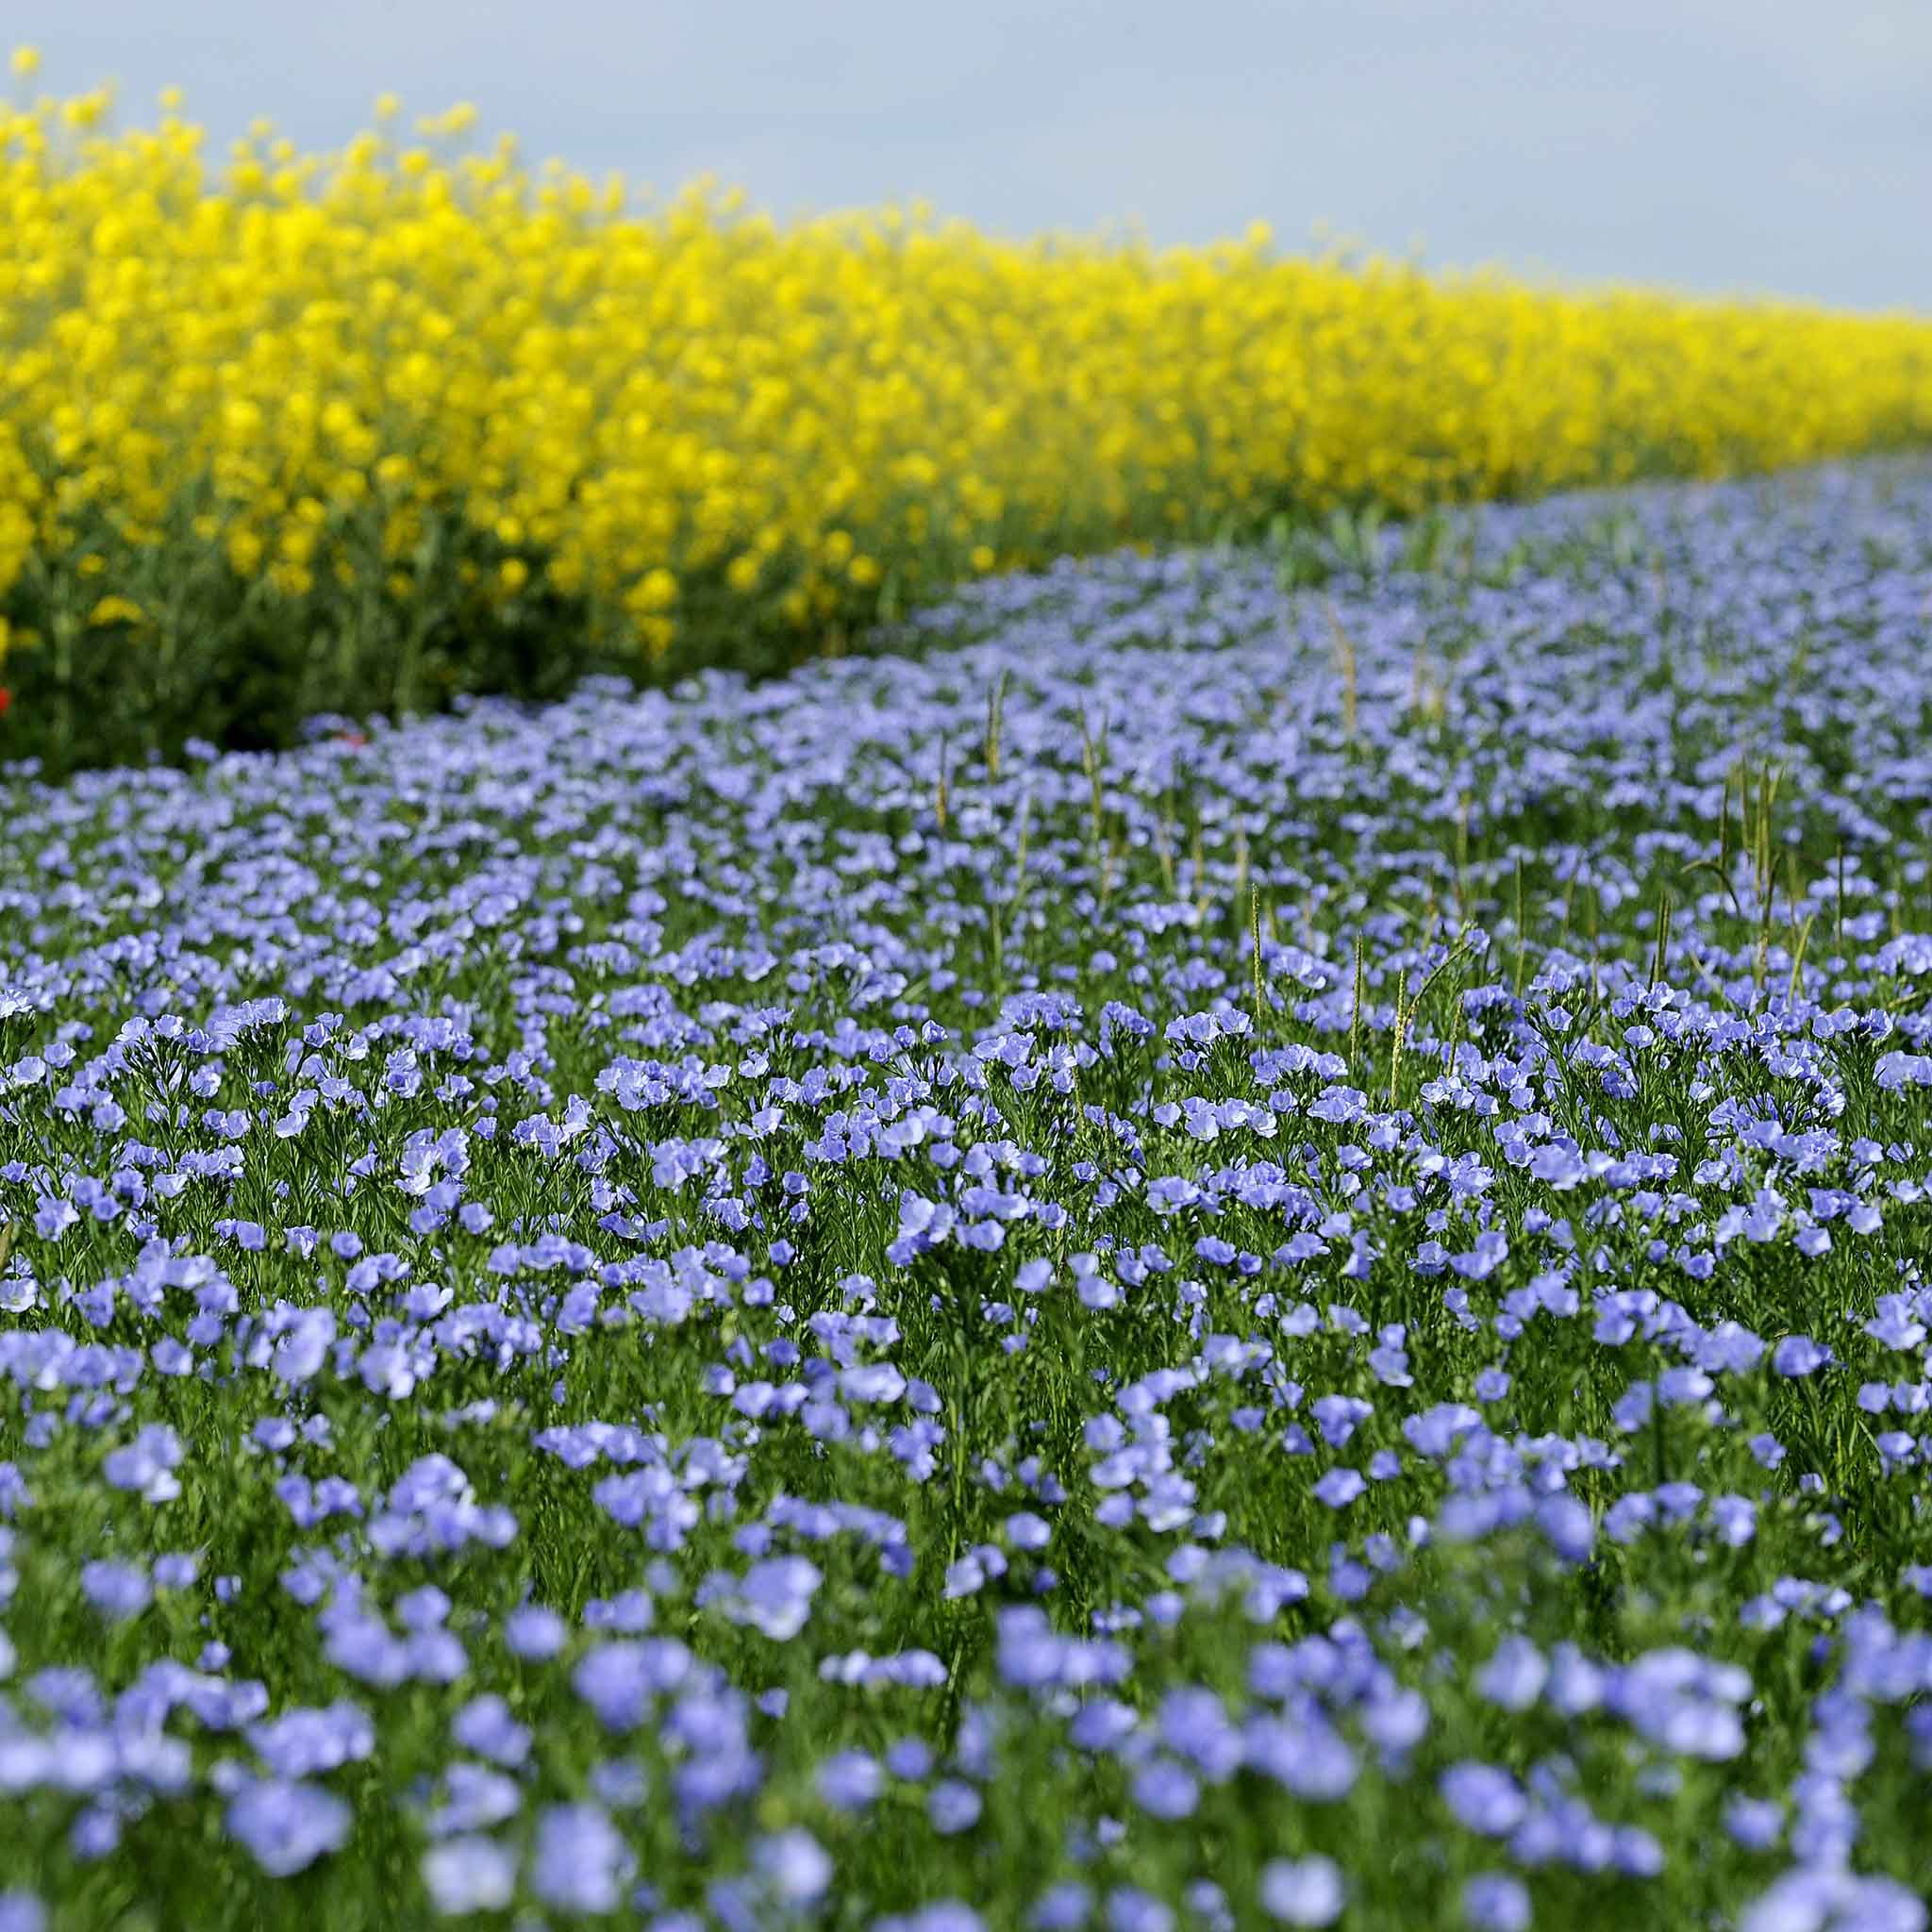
[2,458,1932,1925]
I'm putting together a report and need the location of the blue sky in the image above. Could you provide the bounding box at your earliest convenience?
[23,0,1932,310]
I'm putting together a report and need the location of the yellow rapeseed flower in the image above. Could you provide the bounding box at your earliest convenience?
[0,68,1929,681]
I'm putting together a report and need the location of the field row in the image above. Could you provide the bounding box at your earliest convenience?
[6,64,1932,764]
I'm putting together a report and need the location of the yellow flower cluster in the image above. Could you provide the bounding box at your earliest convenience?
[5,58,1932,668]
